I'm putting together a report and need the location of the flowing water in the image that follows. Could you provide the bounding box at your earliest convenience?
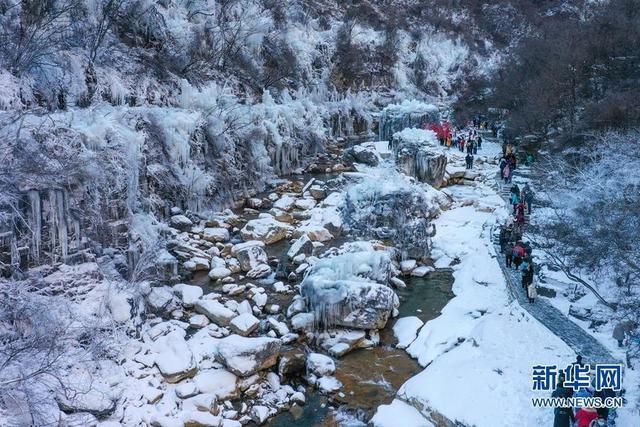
[268,269,454,427]
[188,132,456,426]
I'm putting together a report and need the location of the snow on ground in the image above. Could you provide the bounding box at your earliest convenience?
[372,399,434,427]
[374,138,578,427]
[506,167,640,424]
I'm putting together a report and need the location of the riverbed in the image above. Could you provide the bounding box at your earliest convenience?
[268,271,454,426]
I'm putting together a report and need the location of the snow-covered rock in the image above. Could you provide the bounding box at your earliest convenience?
[372,400,434,427]
[152,330,197,383]
[215,335,282,377]
[309,185,326,200]
[273,195,297,211]
[107,291,133,323]
[236,300,252,315]
[195,300,236,326]
[250,405,270,425]
[173,283,203,307]
[240,217,292,245]
[56,366,117,417]
[290,312,314,331]
[229,313,260,336]
[246,264,272,279]
[390,277,407,289]
[209,267,232,280]
[294,198,317,210]
[266,317,290,337]
[203,227,230,242]
[252,292,268,309]
[184,256,211,271]
[306,353,335,376]
[246,197,263,209]
[328,342,351,357]
[170,214,193,231]
[287,296,306,318]
[146,286,174,313]
[393,134,448,188]
[287,235,314,260]
[400,259,417,273]
[342,143,380,166]
[411,266,434,277]
[302,277,398,329]
[193,369,239,399]
[189,314,210,329]
[295,224,333,242]
[231,241,268,272]
[393,316,424,349]
[317,376,342,393]
[180,411,221,427]
[175,382,199,399]
[278,349,306,377]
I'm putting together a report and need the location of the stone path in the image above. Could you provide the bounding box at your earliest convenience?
[483,133,617,364]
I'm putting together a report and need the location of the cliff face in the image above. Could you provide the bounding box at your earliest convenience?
[0,0,559,272]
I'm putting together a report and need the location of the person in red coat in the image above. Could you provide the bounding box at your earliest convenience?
[575,407,598,427]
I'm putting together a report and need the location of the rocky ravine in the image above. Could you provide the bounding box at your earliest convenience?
[28,130,492,427]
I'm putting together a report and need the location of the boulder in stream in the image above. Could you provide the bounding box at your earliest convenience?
[215,335,281,377]
[392,129,447,188]
[231,241,268,271]
[240,216,292,245]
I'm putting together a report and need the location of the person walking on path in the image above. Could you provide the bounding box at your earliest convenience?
[465,153,474,169]
[521,260,534,290]
[613,320,637,347]
[477,135,482,150]
[572,355,586,368]
[525,152,535,166]
[527,279,537,303]
[553,380,575,427]
[510,191,520,214]
[502,163,511,184]
[522,183,534,214]
[506,242,514,268]
[515,210,525,232]
[499,226,509,252]
[513,242,525,269]
[510,183,520,196]
[594,388,616,422]
[499,157,507,177]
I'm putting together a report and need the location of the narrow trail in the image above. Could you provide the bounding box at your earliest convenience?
[483,133,617,364]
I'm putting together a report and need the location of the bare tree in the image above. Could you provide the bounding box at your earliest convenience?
[533,131,640,353]
[0,0,84,75]
[87,0,127,63]
[0,280,116,424]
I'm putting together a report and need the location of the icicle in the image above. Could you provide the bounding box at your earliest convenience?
[57,190,68,260]
[10,233,19,272]
[127,139,140,213]
[48,189,58,263]
[28,190,41,262]
[74,219,81,252]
